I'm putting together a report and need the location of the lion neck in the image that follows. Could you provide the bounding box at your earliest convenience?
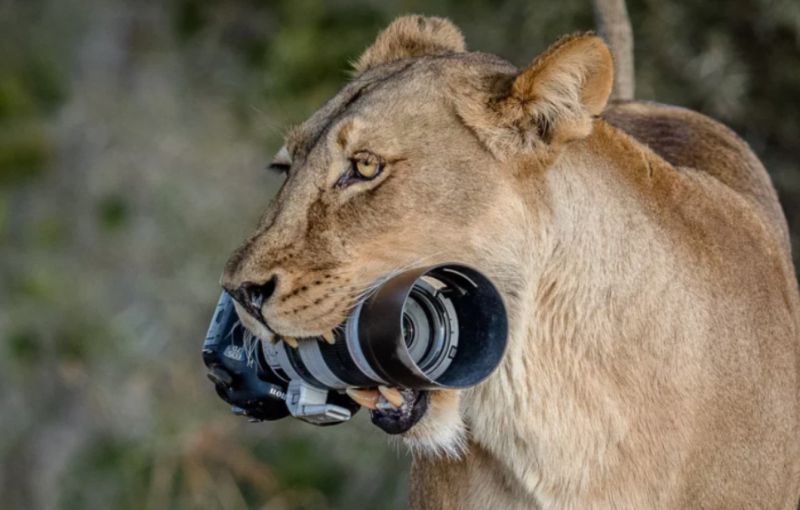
[464,121,660,503]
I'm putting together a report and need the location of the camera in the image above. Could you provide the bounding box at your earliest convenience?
[202,264,508,426]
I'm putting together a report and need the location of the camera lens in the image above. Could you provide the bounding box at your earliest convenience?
[256,264,507,391]
[400,283,457,381]
[402,313,415,347]
[205,264,508,426]
[401,294,430,367]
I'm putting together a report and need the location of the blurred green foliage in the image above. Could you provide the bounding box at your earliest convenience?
[0,5,66,186]
[0,0,798,509]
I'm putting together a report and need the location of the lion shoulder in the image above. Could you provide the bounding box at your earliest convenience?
[602,100,789,251]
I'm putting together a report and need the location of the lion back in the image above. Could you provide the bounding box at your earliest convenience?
[602,100,790,254]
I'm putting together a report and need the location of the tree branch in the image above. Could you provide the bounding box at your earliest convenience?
[592,0,635,101]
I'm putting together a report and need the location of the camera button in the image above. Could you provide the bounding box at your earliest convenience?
[207,366,233,387]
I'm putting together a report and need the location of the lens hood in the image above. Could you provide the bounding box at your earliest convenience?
[355,264,508,389]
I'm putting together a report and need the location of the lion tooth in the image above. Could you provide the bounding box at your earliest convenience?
[345,388,379,410]
[378,386,404,408]
[282,336,299,348]
[321,331,335,344]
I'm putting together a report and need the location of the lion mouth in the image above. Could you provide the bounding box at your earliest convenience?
[369,389,429,434]
[343,387,430,434]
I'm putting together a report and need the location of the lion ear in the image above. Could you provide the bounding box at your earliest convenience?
[507,33,613,144]
[353,15,466,74]
[512,34,613,118]
[456,34,613,158]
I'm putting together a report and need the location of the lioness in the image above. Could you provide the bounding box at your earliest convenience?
[221,15,800,509]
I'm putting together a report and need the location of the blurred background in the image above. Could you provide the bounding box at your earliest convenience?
[1,0,798,508]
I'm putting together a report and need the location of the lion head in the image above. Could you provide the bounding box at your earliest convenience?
[221,15,613,456]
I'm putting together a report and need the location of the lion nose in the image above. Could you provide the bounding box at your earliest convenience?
[226,275,278,318]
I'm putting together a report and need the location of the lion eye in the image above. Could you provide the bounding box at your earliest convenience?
[336,151,385,188]
[268,146,292,175]
[267,162,291,174]
[352,153,383,180]
[355,159,380,178]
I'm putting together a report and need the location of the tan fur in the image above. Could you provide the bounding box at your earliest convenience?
[353,15,466,75]
[222,18,800,509]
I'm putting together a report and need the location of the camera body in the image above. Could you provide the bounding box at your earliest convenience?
[202,292,360,425]
[202,264,508,426]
